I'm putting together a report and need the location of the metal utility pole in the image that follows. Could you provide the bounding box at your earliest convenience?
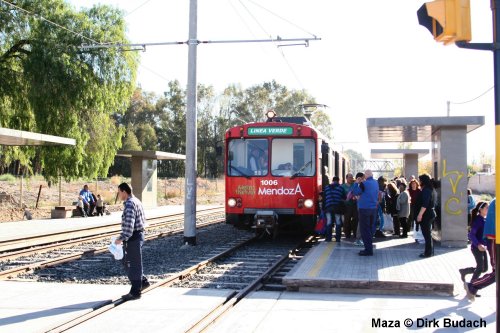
[183,0,198,246]
[457,1,500,328]
[493,1,500,328]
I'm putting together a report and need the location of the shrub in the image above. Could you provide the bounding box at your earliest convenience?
[0,174,16,182]
[164,190,179,199]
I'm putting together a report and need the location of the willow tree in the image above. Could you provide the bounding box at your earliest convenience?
[0,0,138,180]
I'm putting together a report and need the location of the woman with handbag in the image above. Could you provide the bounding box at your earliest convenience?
[415,174,436,258]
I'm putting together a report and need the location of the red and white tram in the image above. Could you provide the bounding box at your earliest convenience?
[224,113,347,236]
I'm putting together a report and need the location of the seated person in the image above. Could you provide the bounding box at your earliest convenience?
[249,148,261,174]
[79,184,95,216]
[76,196,87,217]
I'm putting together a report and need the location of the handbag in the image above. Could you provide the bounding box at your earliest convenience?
[315,212,327,235]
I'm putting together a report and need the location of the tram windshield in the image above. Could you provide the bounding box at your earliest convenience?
[271,139,315,177]
[227,139,268,177]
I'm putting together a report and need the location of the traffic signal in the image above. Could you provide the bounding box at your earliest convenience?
[417,0,471,45]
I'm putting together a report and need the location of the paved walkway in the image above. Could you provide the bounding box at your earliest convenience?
[0,222,496,332]
[284,234,484,296]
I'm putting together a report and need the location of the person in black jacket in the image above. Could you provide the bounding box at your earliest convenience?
[415,174,436,258]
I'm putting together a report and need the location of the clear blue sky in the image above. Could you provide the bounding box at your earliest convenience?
[70,0,495,165]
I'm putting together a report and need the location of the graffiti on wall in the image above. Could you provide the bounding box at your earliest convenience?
[442,159,465,216]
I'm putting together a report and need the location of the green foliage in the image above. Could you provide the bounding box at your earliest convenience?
[122,126,141,151]
[219,80,315,125]
[110,80,319,178]
[0,173,16,181]
[310,110,333,140]
[135,123,157,150]
[0,0,138,181]
[344,149,365,162]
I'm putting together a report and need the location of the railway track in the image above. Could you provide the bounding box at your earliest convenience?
[42,234,318,333]
[0,207,224,280]
[0,206,223,253]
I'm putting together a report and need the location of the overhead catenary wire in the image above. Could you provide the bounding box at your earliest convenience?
[0,0,102,45]
[236,0,306,89]
[139,63,171,82]
[246,0,316,38]
[449,86,494,105]
[123,0,155,18]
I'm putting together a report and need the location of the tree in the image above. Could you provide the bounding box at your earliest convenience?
[0,0,138,180]
[310,110,333,140]
[344,149,365,162]
[224,80,316,124]
[122,126,141,151]
[135,123,157,150]
[156,80,186,177]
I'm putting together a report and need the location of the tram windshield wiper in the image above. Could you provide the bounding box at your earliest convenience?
[290,160,312,179]
[229,165,251,179]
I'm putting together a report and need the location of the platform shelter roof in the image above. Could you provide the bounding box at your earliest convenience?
[366,116,484,143]
[0,127,75,146]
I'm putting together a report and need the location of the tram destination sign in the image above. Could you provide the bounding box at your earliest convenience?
[247,127,293,136]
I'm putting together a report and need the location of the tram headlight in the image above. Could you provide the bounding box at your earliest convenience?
[304,199,314,208]
[227,198,237,207]
[266,109,276,120]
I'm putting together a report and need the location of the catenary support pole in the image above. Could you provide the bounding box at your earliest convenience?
[492,0,500,330]
[183,0,198,246]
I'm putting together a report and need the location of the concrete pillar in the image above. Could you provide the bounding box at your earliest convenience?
[131,157,158,208]
[403,154,418,179]
[432,126,468,247]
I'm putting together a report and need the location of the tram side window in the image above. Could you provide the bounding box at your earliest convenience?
[227,139,268,176]
[271,139,315,177]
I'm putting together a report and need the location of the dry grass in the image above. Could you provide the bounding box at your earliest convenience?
[0,176,224,222]
[110,175,123,186]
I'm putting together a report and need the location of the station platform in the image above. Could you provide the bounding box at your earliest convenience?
[283,236,477,296]
[0,205,222,244]
[0,280,495,333]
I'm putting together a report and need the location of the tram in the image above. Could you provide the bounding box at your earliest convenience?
[224,111,348,236]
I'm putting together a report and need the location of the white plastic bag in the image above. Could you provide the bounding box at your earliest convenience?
[382,213,393,232]
[108,236,124,260]
[413,223,424,242]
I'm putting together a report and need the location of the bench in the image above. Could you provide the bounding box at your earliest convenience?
[51,206,75,219]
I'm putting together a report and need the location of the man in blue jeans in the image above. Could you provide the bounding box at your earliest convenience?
[114,183,150,300]
[351,170,379,256]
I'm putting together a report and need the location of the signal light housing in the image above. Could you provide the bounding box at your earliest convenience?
[417,0,471,45]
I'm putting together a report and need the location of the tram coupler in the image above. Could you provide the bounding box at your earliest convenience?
[252,210,278,237]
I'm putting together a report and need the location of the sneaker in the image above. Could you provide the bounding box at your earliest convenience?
[354,239,364,246]
[121,293,141,301]
[374,230,386,238]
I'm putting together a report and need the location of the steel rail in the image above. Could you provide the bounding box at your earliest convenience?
[0,214,225,280]
[185,237,314,333]
[44,234,257,333]
[0,208,222,261]
[0,206,223,253]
